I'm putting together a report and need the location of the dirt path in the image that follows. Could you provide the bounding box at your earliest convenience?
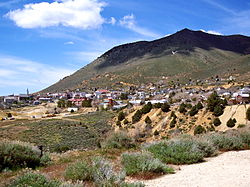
[144,150,250,187]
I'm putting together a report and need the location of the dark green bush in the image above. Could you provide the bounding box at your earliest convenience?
[145,116,152,124]
[141,103,152,114]
[132,110,142,123]
[213,105,224,117]
[170,111,177,119]
[118,111,126,121]
[247,107,250,121]
[213,118,221,127]
[121,152,174,176]
[124,118,129,124]
[196,102,203,110]
[179,103,187,114]
[194,125,206,135]
[0,141,42,171]
[170,119,176,128]
[161,102,170,113]
[189,106,198,116]
[153,103,163,108]
[226,118,236,128]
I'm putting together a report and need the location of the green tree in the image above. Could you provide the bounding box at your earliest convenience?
[153,103,163,108]
[179,103,187,114]
[213,118,221,126]
[196,102,203,110]
[207,92,227,113]
[189,106,198,116]
[132,110,142,123]
[118,111,125,121]
[213,105,224,117]
[194,125,206,135]
[226,118,236,128]
[170,119,176,128]
[246,107,250,121]
[145,116,152,124]
[141,102,152,114]
[161,102,170,113]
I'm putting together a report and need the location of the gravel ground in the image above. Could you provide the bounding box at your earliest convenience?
[144,150,250,187]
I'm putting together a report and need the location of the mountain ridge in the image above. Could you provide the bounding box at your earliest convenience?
[42,29,250,93]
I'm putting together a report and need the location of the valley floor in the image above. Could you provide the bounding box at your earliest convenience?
[143,150,250,187]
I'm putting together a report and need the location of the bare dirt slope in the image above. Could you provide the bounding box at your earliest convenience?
[144,150,250,187]
[219,104,250,131]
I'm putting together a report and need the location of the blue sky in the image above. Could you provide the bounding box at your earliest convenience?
[0,0,249,96]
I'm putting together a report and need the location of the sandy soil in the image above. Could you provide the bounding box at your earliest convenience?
[144,150,250,187]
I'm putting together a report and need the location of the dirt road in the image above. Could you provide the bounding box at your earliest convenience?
[144,150,250,187]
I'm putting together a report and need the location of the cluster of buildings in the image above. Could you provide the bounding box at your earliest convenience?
[0,84,250,110]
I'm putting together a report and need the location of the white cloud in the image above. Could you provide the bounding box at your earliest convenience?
[0,55,75,94]
[6,0,107,29]
[119,14,160,38]
[64,41,74,45]
[107,17,116,25]
[200,29,223,35]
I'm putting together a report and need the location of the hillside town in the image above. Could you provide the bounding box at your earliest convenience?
[1,82,250,120]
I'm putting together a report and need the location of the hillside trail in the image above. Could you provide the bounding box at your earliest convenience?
[143,150,250,187]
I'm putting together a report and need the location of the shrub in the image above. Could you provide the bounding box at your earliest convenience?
[102,132,136,149]
[121,152,174,176]
[153,130,160,136]
[153,103,163,108]
[0,141,41,171]
[207,92,226,112]
[240,132,250,147]
[7,113,12,118]
[124,118,129,124]
[194,125,206,135]
[196,102,203,110]
[9,172,61,187]
[189,106,198,116]
[40,153,52,166]
[170,111,177,119]
[145,139,205,164]
[132,110,142,123]
[145,116,152,124]
[161,102,170,113]
[213,105,224,117]
[92,157,124,186]
[179,103,187,114]
[247,107,250,121]
[65,161,93,181]
[206,134,244,151]
[226,118,236,128]
[118,111,126,121]
[170,119,176,128]
[213,118,221,127]
[141,103,152,114]
[116,121,122,127]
